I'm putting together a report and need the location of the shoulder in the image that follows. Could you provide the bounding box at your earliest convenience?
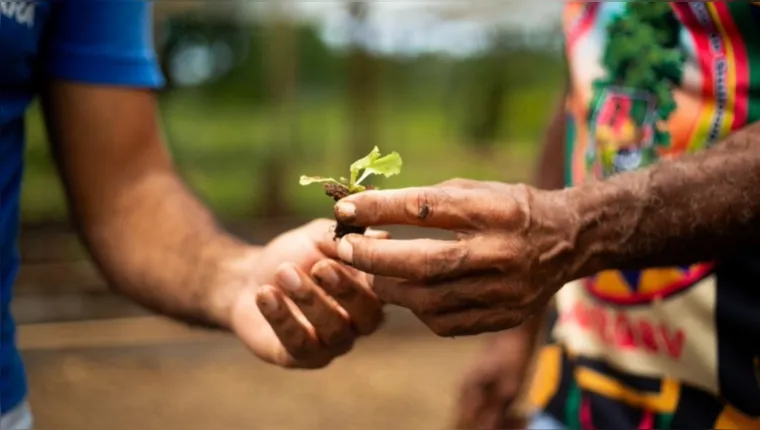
[43,0,165,88]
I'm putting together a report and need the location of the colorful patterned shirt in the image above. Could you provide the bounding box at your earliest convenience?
[529,3,760,428]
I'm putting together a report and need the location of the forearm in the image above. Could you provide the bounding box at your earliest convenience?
[42,83,258,330]
[78,167,259,329]
[495,95,566,340]
[564,121,760,279]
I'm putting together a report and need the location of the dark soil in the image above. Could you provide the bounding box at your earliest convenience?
[324,183,372,239]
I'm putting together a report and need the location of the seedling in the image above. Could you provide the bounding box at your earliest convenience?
[300,146,402,239]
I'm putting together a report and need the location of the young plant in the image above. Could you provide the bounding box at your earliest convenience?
[300,146,402,238]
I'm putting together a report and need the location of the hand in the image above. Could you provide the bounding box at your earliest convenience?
[455,318,545,430]
[229,219,385,369]
[331,179,574,336]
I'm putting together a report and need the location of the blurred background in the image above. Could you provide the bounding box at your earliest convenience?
[14,1,565,429]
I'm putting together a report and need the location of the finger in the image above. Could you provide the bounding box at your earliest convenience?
[255,286,325,362]
[436,178,484,190]
[301,218,338,242]
[374,267,538,316]
[437,178,506,191]
[312,259,384,335]
[316,227,390,259]
[334,187,478,229]
[275,263,356,348]
[423,306,525,337]
[338,234,494,281]
[365,228,391,239]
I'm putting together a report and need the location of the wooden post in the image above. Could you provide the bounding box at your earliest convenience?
[346,0,379,162]
[260,0,298,218]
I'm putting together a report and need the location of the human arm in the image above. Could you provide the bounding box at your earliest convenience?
[41,83,253,328]
[565,121,760,277]
[38,1,382,368]
[329,117,760,336]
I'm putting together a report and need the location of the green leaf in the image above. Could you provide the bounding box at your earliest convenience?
[299,175,342,186]
[349,146,382,185]
[354,151,403,186]
[299,146,403,194]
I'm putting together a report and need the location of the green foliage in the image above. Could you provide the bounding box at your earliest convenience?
[594,4,685,124]
[22,17,563,223]
[300,146,403,193]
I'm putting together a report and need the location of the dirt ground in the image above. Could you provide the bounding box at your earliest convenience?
[19,310,487,430]
[14,223,491,430]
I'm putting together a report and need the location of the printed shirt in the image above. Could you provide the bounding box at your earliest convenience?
[528,3,760,429]
[0,0,164,414]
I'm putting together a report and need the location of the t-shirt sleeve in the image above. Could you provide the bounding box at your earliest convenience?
[42,0,165,88]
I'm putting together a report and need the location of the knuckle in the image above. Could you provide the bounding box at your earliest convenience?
[288,286,317,305]
[287,337,316,360]
[424,318,450,337]
[329,281,359,301]
[502,312,524,330]
[493,244,519,270]
[404,189,444,222]
[262,303,290,325]
[424,314,473,337]
[418,288,456,314]
[437,177,474,188]
[321,326,354,347]
[408,289,438,315]
[422,244,469,280]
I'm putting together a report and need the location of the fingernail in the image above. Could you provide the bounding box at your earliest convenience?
[335,202,356,221]
[366,228,390,239]
[314,263,340,287]
[337,237,354,264]
[256,289,279,312]
[278,265,302,292]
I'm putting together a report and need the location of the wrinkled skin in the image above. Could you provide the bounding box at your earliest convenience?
[328,179,574,337]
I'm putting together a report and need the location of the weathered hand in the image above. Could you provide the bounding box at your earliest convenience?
[332,179,574,336]
[229,219,385,369]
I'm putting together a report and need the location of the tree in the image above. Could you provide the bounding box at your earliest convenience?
[260,0,298,218]
[591,3,685,148]
[346,1,380,162]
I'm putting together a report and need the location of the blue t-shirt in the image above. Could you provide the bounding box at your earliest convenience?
[1,0,164,414]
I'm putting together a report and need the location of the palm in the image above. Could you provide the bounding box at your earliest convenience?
[230,219,380,368]
[250,221,330,286]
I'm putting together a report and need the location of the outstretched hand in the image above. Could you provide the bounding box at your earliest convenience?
[229,219,385,369]
[331,179,576,336]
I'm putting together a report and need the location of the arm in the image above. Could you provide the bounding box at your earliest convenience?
[506,92,567,338]
[35,0,384,369]
[40,0,249,329]
[564,121,760,279]
[41,83,254,329]
[326,98,760,337]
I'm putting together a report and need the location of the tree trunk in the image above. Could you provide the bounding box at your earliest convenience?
[468,28,510,155]
[259,1,298,218]
[346,1,379,162]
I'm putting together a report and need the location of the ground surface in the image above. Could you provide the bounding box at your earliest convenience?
[19,312,485,430]
[14,223,487,430]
